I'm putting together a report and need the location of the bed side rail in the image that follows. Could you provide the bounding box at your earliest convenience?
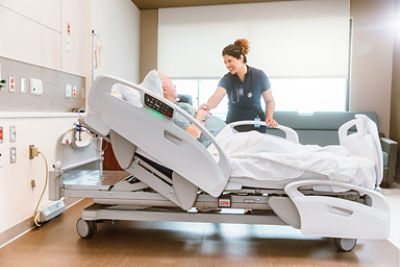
[86,75,231,197]
[227,120,299,143]
[285,179,390,239]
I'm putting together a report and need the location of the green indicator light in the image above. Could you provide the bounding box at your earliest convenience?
[147,108,164,118]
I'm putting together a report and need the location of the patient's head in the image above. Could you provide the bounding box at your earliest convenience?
[158,72,178,102]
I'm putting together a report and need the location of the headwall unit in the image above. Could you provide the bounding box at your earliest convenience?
[0,56,85,113]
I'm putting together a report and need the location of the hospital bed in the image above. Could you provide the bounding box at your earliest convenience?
[49,75,391,252]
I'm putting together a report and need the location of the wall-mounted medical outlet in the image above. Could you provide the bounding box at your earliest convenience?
[0,126,3,144]
[21,77,26,93]
[0,149,4,167]
[30,78,43,96]
[9,126,16,142]
[10,147,16,164]
[65,84,72,98]
[72,86,77,98]
[9,76,16,92]
[66,38,72,52]
[0,63,6,91]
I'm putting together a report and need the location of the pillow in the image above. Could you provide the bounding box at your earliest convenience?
[113,83,141,104]
[139,69,162,96]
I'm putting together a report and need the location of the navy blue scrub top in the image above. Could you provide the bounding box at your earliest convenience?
[218,66,271,125]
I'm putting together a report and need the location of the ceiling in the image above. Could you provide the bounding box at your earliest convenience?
[131,0,291,10]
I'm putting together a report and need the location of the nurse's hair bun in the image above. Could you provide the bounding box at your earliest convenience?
[234,39,249,55]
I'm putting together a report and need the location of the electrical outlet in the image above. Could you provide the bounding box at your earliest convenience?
[9,126,16,142]
[30,78,43,96]
[10,147,16,164]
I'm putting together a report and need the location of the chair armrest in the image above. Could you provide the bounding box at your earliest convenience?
[380,137,398,185]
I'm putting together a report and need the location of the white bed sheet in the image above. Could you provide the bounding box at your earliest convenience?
[208,127,377,190]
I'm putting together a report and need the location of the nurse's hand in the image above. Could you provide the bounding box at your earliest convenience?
[196,109,209,119]
[266,117,278,128]
[200,103,210,112]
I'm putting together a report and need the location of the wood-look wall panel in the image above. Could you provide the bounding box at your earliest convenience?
[140,9,158,81]
[390,0,400,182]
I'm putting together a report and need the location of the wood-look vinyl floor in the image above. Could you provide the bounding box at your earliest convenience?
[0,199,398,267]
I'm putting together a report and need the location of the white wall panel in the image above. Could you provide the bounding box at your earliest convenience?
[0,5,62,70]
[0,116,80,233]
[92,0,140,83]
[0,0,61,32]
[158,0,350,78]
[61,0,92,77]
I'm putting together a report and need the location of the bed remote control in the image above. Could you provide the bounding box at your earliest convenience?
[144,93,174,119]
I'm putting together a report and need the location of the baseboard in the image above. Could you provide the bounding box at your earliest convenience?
[0,198,82,248]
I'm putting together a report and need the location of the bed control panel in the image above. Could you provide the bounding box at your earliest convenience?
[144,93,174,119]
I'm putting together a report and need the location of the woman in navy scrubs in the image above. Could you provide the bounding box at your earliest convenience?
[200,39,277,132]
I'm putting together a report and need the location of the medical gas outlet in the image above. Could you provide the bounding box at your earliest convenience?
[0,79,5,90]
[9,77,15,92]
[0,63,5,90]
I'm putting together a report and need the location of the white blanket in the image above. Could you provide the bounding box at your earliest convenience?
[208,127,376,189]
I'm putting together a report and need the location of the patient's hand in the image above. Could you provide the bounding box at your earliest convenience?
[196,109,210,120]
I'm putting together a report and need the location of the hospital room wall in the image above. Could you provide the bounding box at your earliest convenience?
[91,0,141,83]
[140,0,396,138]
[0,0,92,235]
[0,0,141,236]
[350,0,396,138]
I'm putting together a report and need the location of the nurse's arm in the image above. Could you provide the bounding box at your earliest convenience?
[201,87,226,111]
[262,89,278,127]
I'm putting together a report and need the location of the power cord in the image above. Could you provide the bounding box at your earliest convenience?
[30,147,49,227]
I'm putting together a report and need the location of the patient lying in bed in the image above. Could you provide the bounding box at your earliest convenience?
[158,72,226,148]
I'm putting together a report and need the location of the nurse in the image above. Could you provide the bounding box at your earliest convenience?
[200,39,277,132]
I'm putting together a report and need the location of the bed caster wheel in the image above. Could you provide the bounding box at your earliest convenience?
[334,238,357,252]
[76,218,97,239]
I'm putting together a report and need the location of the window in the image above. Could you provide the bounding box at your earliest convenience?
[272,78,347,112]
[172,77,347,119]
